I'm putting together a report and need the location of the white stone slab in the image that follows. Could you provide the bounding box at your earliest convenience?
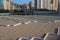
[6,25,10,27]
[31,37,42,40]
[34,21,38,23]
[18,37,29,40]
[13,23,22,27]
[24,21,31,24]
[54,20,60,22]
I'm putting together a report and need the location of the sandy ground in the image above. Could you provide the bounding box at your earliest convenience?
[0,22,60,40]
[0,16,60,40]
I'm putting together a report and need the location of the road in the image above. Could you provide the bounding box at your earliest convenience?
[19,15,60,22]
[0,15,60,22]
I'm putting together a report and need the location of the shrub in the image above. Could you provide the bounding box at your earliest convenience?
[0,9,10,13]
[13,9,24,13]
[10,9,25,15]
[36,9,57,11]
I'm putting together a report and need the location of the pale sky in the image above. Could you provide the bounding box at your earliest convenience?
[11,0,60,5]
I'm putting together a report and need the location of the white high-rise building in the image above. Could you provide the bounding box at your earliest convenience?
[44,0,48,9]
[47,0,51,10]
[41,0,43,9]
[37,0,40,9]
[35,0,58,11]
[29,2,35,10]
[35,0,41,9]
[35,0,49,9]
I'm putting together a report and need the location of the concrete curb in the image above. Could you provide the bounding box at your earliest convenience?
[17,37,29,40]
[31,37,42,40]
[34,21,38,23]
[6,25,10,27]
[24,21,31,24]
[13,23,22,27]
[0,24,6,27]
[54,20,60,22]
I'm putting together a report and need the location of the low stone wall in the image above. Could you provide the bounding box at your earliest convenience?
[0,13,10,16]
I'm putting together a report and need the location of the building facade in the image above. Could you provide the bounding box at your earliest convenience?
[29,2,35,10]
[0,0,11,10]
[0,0,21,10]
[52,0,58,11]
[35,0,58,11]
[35,0,41,9]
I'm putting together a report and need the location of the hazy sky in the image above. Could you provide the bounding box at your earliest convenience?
[0,0,60,5]
[12,0,60,4]
[0,0,2,5]
[11,0,34,4]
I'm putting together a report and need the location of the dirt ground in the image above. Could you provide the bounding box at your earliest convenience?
[0,22,60,40]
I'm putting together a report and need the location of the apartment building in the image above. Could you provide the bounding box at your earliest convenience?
[0,0,21,10]
[0,0,11,10]
[35,0,58,11]
[25,4,30,10]
[52,0,58,11]
[29,2,35,10]
[10,2,15,10]
[2,0,11,10]
[35,0,40,9]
